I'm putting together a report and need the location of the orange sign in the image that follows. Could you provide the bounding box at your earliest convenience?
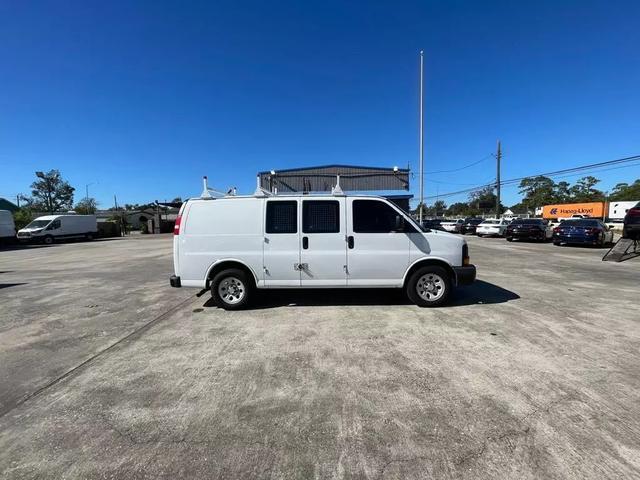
[542,202,606,219]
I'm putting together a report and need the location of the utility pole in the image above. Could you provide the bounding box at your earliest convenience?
[419,50,425,223]
[496,140,502,218]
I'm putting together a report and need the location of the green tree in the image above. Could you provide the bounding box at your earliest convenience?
[609,180,640,201]
[74,198,98,214]
[12,208,34,230]
[431,200,447,216]
[518,176,556,210]
[554,181,571,203]
[509,202,531,214]
[469,186,505,215]
[446,202,471,217]
[29,170,75,213]
[569,176,603,202]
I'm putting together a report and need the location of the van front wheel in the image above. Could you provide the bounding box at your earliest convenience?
[406,265,452,307]
[211,268,252,310]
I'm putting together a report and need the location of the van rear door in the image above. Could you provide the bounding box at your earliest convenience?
[263,199,301,287]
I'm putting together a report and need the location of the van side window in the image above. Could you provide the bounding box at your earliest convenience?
[353,200,402,233]
[303,201,339,233]
[266,201,297,234]
[47,220,61,230]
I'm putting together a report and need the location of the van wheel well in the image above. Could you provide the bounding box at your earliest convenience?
[206,262,257,289]
[404,260,456,287]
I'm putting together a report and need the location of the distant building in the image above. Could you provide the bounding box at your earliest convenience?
[0,198,19,212]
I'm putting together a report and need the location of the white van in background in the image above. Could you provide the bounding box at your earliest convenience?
[0,210,16,243]
[171,185,476,309]
[17,215,98,244]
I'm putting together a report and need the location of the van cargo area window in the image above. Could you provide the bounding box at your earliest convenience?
[353,199,404,233]
[303,201,339,233]
[266,201,297,234]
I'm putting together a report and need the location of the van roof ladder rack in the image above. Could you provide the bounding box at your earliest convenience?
[201,176,227,199]
[254,175,273,197]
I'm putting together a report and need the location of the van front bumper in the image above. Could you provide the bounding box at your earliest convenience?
[453,265,476,285]
[169,275,181,288]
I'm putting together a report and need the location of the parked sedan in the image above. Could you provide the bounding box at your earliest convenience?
[461,218,484,235]
[622,201,640,240]
[476,218,510,237]
[505,218,553,242]
[440,219,465,233]
[421,219,446,232]
[552,219,614,247]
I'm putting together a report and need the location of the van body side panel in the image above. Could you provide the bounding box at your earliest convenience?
[408,231,462,268]
[0,210,16,238]
[179,199,264,287]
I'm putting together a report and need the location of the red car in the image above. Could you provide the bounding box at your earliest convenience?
[623,202,640,240]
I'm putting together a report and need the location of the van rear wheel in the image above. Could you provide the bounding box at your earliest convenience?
[211,268,252,310]
[406,265,452,308]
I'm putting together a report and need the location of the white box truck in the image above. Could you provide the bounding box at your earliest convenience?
[609,201,639,220]
[0,210,16,243]
[17,215,98,244]
[170,178,476,309]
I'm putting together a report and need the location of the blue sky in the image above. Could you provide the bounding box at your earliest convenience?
[1,0,639,208]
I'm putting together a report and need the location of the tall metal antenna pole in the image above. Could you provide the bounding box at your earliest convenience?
[496,140,502,218]
[419,50,425,223]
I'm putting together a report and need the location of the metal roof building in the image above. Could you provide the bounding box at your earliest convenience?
[258,165,410,193]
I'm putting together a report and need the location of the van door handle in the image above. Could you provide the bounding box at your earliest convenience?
[347,236,354,249]
[302,236,309,249]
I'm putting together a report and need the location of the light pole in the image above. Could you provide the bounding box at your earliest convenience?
[85,182,95,202]
[418,50,424,223]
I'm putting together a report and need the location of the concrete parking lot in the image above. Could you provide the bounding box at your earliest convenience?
[0,234,639,479]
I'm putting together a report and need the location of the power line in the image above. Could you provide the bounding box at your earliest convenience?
[424,154,640,200]
[417,154,493,175]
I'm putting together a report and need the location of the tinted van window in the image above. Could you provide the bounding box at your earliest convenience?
[353,200,401,233]
[266,201,297,234]
[303,201,339,233]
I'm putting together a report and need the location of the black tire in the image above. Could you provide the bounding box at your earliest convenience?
[506,237,513,242]
[210,268,252,310]
[86,232,94,241]
[553,240,560,246]
[43,235,54,245]
[406,265,452,308]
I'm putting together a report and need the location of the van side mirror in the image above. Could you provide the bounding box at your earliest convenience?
[395,215,405,232]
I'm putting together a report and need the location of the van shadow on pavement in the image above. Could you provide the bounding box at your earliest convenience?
[202,280,519,310]
[0,283,28,290]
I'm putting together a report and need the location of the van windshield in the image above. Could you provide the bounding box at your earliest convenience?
[25,220,51,229]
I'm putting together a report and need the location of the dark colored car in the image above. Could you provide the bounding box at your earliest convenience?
[461,218,483,235]
[505,218,551,242]
[622,202,640,240]
[552,219,613,247]
[421,219,446,231]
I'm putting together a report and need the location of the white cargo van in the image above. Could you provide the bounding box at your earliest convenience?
[171,183,476,309]
[0,210,16,243]
[17,215,98,244]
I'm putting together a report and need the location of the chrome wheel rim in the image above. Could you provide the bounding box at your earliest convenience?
[218,277,245,304]
[416,273,445,302]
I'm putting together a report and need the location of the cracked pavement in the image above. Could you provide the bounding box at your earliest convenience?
[1,234,639,479]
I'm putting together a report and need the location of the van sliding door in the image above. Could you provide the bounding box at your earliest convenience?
[299,199,348,286]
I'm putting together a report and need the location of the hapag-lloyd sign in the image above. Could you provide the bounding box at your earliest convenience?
[542,202,606,219]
